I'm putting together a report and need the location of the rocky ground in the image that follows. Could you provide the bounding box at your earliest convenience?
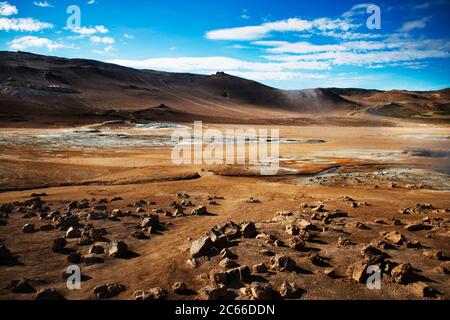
[0,124,448,300]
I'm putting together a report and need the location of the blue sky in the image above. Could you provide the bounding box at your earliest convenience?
[0,0,449,90]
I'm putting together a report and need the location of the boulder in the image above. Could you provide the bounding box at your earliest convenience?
[347,260,369,283]
[190,236,213,258]
[209,269,228,285]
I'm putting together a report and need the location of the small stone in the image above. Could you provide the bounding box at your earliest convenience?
[439,261,450,274]
[0,243,14,260]
[209,269,228,285]
[82,254,104,265]
[186,258,199,268]
[132,230,148,239]
[198,285,229,300]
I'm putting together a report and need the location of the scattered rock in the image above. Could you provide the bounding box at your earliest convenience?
[324,267,336,278]
[252,263,268,274]
[383,231,406,245]
[423,249,442,260]
[288,237,305,250]
[132,230,148,239]
[250,282,274,300]
[279,281,301,299]
[241,221,257,238]
[10,279,35,293]
[190,236,213,258]
[51,238,67,252]
[172,282,188,294]
[192,206,208,215]
[391,263,413,284]
[408,281,437,298]
[108,240,128,258]
[285,224,300,236]
[22,223,35,233]
[65,226,81,238]
[94,284,126,299]
[404,223,433,232]
[34,288,64,300]
[219,258,239,269]
[67,252,82,263]
[270,254,296,272]
[89,245,105,254]
[198,285,229,300]
[0,243,14,260]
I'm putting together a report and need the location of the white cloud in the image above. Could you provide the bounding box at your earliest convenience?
[341,3,372,19]
[229,71,328,81]
[88,0,96,4]
[93,45,114,55]
[205,17,354,41]
[398,17,430,32]
[240,9,250,20]
[9,36,70,51]
[0,17,53,31]
[123,33,134,39]
[33,1,53,7]
[0,1,17,16]
[71,25,108,35]
[107,56,330,73]
[90,36,115,44]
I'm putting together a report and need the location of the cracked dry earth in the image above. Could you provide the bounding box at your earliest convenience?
[0,179,449,300]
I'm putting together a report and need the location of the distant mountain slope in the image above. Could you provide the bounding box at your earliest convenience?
[0,51,448,125]
[0,51,359,122]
